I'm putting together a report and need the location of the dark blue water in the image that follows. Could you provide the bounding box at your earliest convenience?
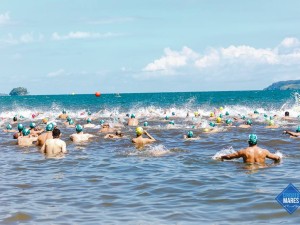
[0,91,300,224]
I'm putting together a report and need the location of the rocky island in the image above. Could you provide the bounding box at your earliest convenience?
[264,80,300,90]
[9,87,29,96]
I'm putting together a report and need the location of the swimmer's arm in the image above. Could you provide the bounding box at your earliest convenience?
[221,151,242,160]
[41,143,46,153]
[266,150,280,162]
[284,130,300,137]
[144,131,156,141]
[61,142,67,153]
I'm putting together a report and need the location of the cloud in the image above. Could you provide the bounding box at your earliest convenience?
[47,69,65,77]
[0,33,44,47]
[0,12,10,25]
[87,17,134,25]
[143,37,300,75]
[51,31,123,40]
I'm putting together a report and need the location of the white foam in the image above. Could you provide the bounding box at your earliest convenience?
[212,146,236,160]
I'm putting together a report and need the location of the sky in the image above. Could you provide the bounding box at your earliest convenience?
[1,0,300,95]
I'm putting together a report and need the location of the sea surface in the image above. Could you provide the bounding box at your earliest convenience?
[0,90,300,224]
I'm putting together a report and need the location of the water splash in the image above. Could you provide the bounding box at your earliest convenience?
[212,146,236,160]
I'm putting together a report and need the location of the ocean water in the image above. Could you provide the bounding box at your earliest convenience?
[0,90,300,224]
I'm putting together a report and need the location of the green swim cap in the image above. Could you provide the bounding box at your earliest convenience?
[46,123,54,131]
[62,109,66,114]
[225,111,229,116]
[209,122,216,127]
[254,110,259,114]
[67,116,71,122]
[219,114,223,118]
[30,122,36,129]
[76,124,83,133]
[225,119,232,125]
[172,112,175,116]
[87,118,91,124]
[144,121,148,127]
[269,116,273,120]
[131,114,135,119]
[248,134,257,145]
[246,119,252,125]
[22,128,30,136]
[69,119,74,125]
[20,115,24,119]
[296,126,300,133]
[169,120,175,125]
[6,124,12,130]
[192,125,195,129]
[187,131,193,138]
[264,114,268,118]
[100,120,105,125]
[241,115,246,120]
[165,115,169,120]
[17,123,24,132]
[88,111,92,116]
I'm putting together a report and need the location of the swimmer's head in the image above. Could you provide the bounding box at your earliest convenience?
[216,117,222,123]
[210,112,214,117]
[219,114,223,118]
[136,127,144,136]
[76,124,83,133]
[144,122,148,127]
[268,120,275,126]
[116,130,123,137]
[241,115,246,120]
[187,131,193,138]
[203,128,209,132]
[69,119,74,125]
[46,123,54,131]
[126,113,130,117]
[225,119,232,125]
[99,120,105,125]
[52,128,61,138]
[285,111,289,117]
[172,112,175,116]
[30,122,36,129]
[13,116,17,122]
[254,110,259,114]
[209,122,216,127]
[248,134,258,146]
[88,111,92,116]
[169,120,175,125]
[62,109,66,114]
[87,118,91,124]
[42,118,48,124]
[102,123,110,128]
[165,115,169,120]
[219,107,224,111]
[296,126,300,133]
[131,114,135,119]
[269,116,273,120]
[6,124,12,130]
[264,114,268,118]
[225,111,229,116]
[194,112,199,116]
[22,128,30,136]
[67,116,71,122]
[246,119,252,125]
[17,123,24,132]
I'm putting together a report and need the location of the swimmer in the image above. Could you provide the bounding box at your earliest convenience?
[221,134,280,164]
[265,120,279,129]
[239,119,252,129]
[183,131,200,140]
[58,109,68,120]
[36,123,54,146]
[12,116,18,124]
[104,130,125,139]
[283,126,300,138]
[17,128,37,146]
[216,117,222,124]
[29,122,44,136]
[166,120,176,129]
[99,123,115,133]
[132,127,156,145]
[3,124,17,133]
[249,110,259,119]
[283,111,293,121]
[128,114,139,126]
[83,118,96,128]
[66,119,75,128]
[41,128,67,157]
[70,125,95,142]
[63,116,72,126]
[225,119,234,127]
[13,123,24,139]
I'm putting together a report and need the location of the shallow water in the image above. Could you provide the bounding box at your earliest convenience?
[1,91,300,224]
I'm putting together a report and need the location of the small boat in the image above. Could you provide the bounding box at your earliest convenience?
[115,93,121,97]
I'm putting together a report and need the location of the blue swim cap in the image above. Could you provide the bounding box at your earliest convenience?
[225,111,229,116]
[22,128,30,136]
[209,122,216,127]
[169,120,175,125]
[246,119,252,125]
[30,122,36,129]
[76,124,83,133]
[225,119,232,125]
[6,124,12,130]
[296,126,300,133]
[99,120,105,125]
[165,115,169,120]
[172,112,175,116]
[144,121,148,127]
[248,134,257,145]
[46,123,54,131]
[67,116,71,122]
[17,123,24,132]
[187,131,194,138]
[69,119,74,125]
[131,114,135,119]
[87,118,91,124]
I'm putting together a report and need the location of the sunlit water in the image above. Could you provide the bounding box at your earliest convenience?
[0,91,300,224]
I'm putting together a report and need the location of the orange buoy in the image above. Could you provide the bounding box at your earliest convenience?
[95,92,101,97]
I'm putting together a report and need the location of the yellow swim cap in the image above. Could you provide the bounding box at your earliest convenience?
[268,120,275,126]
[42,118,48,124]
[203,128,209,132]
[216,117,222,123]
[219,107,224,111]
[136,127,144,136]
[194,111,199,116]
[210,112,214,117]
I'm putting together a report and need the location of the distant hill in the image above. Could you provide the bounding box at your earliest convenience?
[9,87,29,96]
[264,80,300,90]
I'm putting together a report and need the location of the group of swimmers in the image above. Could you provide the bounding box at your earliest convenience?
[2,107,298,163]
